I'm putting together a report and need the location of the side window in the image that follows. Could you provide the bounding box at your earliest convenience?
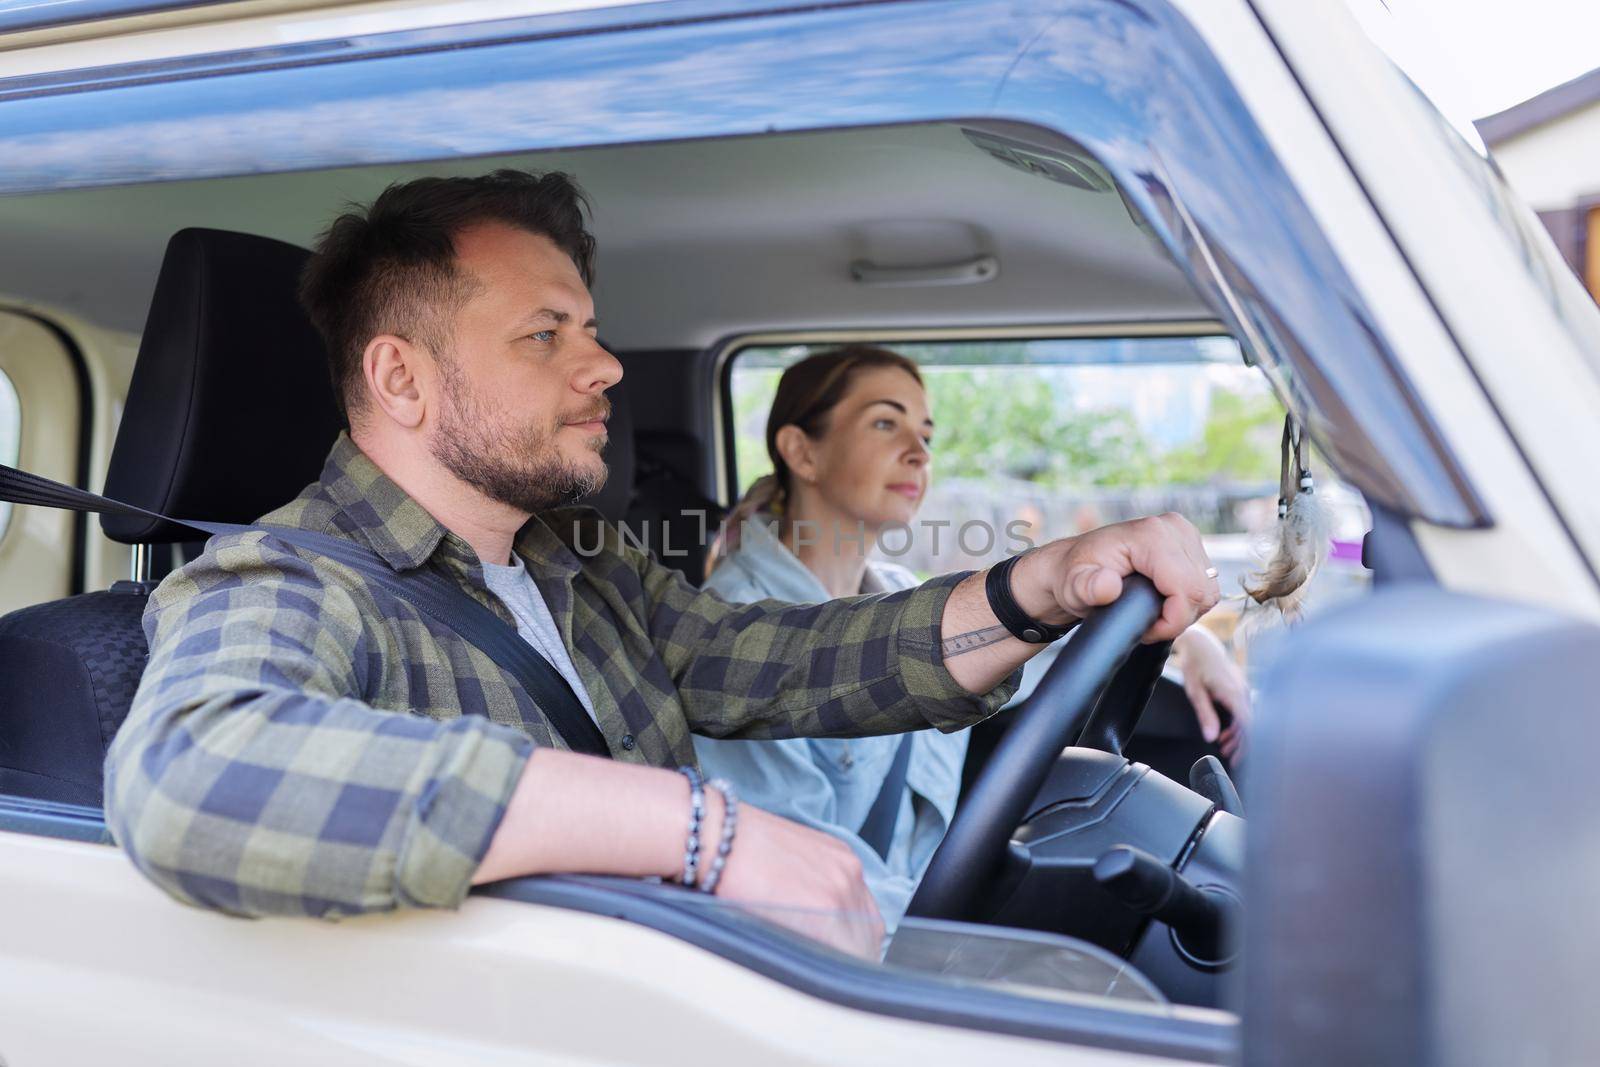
[0,366,17,538]
[0,310,83,613]
[727,335,1371,644]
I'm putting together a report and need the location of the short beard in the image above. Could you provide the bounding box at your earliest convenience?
[429,357,607,515]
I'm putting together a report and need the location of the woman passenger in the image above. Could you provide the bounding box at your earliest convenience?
[695,345,1248,928]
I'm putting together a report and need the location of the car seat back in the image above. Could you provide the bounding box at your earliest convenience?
[0,228,339,805]
[0,227,645,807]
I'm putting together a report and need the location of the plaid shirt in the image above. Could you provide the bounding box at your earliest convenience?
[104,434,1013,918]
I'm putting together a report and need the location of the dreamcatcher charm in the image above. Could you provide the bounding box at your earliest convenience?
[1238,414,1331,635]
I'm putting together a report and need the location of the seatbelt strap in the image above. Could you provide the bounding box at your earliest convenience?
[857,733,914,861]
[0,462,612,759]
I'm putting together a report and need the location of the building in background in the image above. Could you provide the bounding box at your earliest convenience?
[1478,67,1600,303]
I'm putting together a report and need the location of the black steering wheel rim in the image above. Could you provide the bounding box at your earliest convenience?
[905,575,1168,922]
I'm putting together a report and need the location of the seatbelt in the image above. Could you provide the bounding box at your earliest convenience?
[0,462,611,759]
[857,734,914,861]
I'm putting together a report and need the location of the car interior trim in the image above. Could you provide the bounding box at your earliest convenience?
[0,794,113,844]
[481,874,1237,1063]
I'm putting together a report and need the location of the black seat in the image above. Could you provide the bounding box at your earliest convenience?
[0,227,644,808]
[0,228,343,806]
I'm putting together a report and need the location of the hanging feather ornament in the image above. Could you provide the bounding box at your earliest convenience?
[1237,415,1332,638]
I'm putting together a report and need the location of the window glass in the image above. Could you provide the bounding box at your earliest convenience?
[728,336,1372,679]
[676,892,1168,1005]
[0,367,18,537]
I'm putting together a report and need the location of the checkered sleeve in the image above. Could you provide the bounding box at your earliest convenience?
[103,533,532,918]
[628,543,1017,740]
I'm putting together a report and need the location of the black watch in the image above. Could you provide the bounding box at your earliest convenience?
[985,552,1073,644]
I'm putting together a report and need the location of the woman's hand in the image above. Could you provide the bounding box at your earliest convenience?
[1173,625,1250,762]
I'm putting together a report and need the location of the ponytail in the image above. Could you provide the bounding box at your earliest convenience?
[704,474,785,578]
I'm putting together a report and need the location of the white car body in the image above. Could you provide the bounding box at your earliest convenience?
[1,0,1596,1063]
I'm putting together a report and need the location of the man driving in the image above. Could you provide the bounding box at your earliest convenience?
[104,170,1219,934]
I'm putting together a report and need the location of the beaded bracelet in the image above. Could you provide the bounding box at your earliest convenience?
[677,766,707,889]
[699,777,739,895]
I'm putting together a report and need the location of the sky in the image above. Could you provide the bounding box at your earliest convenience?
[1356,0,1600,119]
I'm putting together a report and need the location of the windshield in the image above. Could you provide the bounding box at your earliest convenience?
[1341,0,1600,379]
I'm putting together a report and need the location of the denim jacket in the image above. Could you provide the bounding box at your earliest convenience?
[693,517,970,928]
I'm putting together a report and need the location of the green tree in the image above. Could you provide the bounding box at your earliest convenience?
[730,367,783,488]
[1160,388,1283,486]
[920,368,1157,488]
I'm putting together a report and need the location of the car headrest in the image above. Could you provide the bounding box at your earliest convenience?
[102,227,635,544]
[102,228,343,544]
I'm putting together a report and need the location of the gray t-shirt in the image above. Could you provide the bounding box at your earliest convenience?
[480,555,599,725]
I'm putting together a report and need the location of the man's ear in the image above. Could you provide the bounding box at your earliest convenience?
[773,424,819,486]
[362,335,430,429]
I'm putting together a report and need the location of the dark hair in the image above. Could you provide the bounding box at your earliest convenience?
[707,344,923,574]
[298,169,597,422]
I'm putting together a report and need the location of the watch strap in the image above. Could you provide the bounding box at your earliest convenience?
[985,552,1073,644]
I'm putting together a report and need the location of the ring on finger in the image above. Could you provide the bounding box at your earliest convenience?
[1204,567,1219,580]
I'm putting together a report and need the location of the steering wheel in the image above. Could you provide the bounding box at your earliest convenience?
[906,575,1170,922]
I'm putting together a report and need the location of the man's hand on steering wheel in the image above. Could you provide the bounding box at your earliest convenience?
[1012,512,1222,643]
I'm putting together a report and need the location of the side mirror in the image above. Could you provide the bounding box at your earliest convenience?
[1243,584,1600,1066]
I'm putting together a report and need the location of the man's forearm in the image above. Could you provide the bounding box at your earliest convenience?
[937,567,1225,695]
[474,750,887,956]
[936,568,1052,694]
[473,749,718,885]
[939,516,1223,695]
